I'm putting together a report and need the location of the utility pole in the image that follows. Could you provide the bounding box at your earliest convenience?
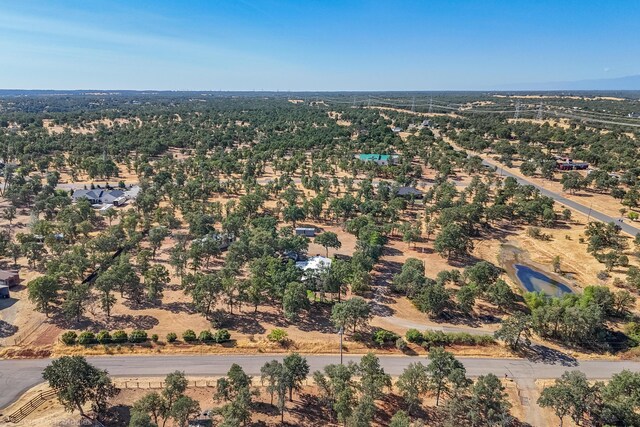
[338,326,344,365]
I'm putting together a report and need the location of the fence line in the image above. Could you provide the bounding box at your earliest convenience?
[3,389,56,424]
[10,320,44,346]
[4,380,215,423]
[116,380,217,389]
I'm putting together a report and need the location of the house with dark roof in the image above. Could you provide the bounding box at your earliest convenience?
[72,188,131,206]
[396,186,423,199]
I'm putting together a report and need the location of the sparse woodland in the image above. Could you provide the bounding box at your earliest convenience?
[2,92,640,426]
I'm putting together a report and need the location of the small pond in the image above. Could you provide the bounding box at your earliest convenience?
[514,264,573,297]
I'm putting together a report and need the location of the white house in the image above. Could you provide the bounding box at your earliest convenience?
[295,256,331,273]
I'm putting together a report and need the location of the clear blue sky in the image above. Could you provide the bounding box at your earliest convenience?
[1,0,638,90]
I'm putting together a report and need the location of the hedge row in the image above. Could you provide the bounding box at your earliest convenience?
[61,329,232,346]
[61,330,149,345]
[405,329,495,346]
[180,329,231,344]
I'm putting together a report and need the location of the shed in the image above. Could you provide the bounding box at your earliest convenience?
[0,270,19,287]
[0,284,9,299]
[295,227,316,237]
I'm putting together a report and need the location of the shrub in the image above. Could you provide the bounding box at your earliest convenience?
[267,328,288,343]
[183,329,197,342]
[112,330,128,343]
[60,331,77,345]
[77,331,96,345]
[151,334,159,343]
[396,337,408,351]
[405,329,423,343]
[422,330,495,346]
[96,330,112,344]
[372,329,400,346]
[129,330,148,343]
[199,330,214,342]
[625,322,640,346]
[166,332,178,343]
[214,329,231,343]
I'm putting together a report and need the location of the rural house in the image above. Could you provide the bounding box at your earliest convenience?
[396,186,424,199]
[357,154,400,166]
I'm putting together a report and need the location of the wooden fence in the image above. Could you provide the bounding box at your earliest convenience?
[3,389,56,424]
[117,379,217,389]
[3,380,215,423]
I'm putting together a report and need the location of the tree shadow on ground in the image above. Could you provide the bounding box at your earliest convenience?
[105,404,130,427]
[50,312,160,331]
[297,304,339,334]
[162,301,198,315]
[369,287,395,318]
[292,394,331,426]
[0,319,18,338]
[381,246,403,257]
[226,313,268,335]
[523,344,578,366]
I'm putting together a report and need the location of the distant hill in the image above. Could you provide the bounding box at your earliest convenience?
[498,74,640,91]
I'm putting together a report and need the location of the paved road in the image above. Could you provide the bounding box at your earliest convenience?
[1,354,639,410]
[483,157,640,236]
[432,128,640,236]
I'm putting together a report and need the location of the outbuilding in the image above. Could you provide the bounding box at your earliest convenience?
[0,284,9,299]
[295,227,316,237]
[0,270,19,287]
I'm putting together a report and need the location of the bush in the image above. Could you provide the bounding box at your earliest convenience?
[214,329,231,343]
[60,331,77,345]
[267,328,288,343]
[151,334,159,343]
[625,322,640,346]
[128,330,148,343]
[199,330,214,342]
[183,329,197,342]
[112,330,128,343]
[527,227,550,241]
[166,332,177,343]
[372,329,400,346]
[77,331,96,345]
[396,337,408,351]
[96,330,112,344]
[405,329,423,343]
[422,330,495,346]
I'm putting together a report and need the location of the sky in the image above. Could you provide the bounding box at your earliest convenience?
[1,0,639,91]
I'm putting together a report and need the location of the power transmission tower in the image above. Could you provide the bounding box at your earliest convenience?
[514,101,521,119]
[352,96,356,108]
[367,96,371,108]
[428,97,433,114]
[411,96,415,112]
[536,103,544,120]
